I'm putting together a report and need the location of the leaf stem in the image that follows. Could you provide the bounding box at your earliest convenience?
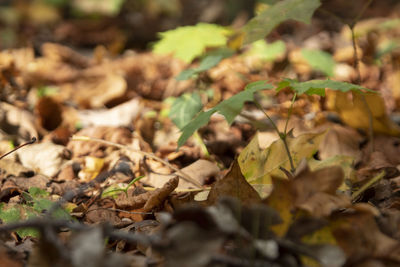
[254,98,295,174]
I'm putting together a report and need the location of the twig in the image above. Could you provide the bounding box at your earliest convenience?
[351,170,385,201]
[71,135,202,188]
[0,137,36,160]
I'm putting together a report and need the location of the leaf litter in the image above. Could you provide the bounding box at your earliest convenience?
[1,1,400,267]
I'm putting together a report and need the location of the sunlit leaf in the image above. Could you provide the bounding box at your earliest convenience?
[244,40,286,62]
[238,131,327,197]
[153,23,230,63]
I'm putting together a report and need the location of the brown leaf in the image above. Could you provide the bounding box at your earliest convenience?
[35,96,63,131]
[0,159,34,178]
[332,210,400,265]
[207,159,261,205]
[41,42,91,68]
[291,162,350,217]
[86,202,122,226]
[67,126,132,158]
[319,124,363,160]
[0,102,38,140]
[143,176,179,212]
[143,159,220,189]
[115,189,152,210]
[115,177,179,212]
[10,174,50,191]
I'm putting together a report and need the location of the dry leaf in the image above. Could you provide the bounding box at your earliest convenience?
[207,159,261,205]
[17,142,71,177]
[332,91,400,136]
[77,98,141,128]
[143,176,179,212]
[143,159,219,189]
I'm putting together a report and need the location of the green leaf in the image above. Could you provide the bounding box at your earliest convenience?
[301,49,336,77]
[176,55,222,81]
[176,48,235,80]
[170,92,203,129]
[242,0,321,44]
[177,81,273,147]
[153,23,231,63]
[0,205,21,223]
[0,205,38,238]
[28,187,49,198]
[245,40,286,62]
[277,79,374,96]
[176,69,198,81]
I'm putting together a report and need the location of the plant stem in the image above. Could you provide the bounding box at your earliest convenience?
[254,98,296,174]
[71,135,202,188]
[284,93,297,135]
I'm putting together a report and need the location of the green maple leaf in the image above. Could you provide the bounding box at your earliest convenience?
[276,79,374,96]
[153,23,230,63]
[242,0,321,44]
[177,81,273,147]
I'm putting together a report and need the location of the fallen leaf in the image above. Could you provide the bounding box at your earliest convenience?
[207,159,261,205]
[143,159,220,189]
[17,142,71,177]
[10,175,50,191]
[67,127,133,158]
[333,91,400,136]
[291,161,350,217]
[35,96,63,131]
[238,131,326,197]
[143,176,179,212]
[0,102,38,140]
[0,159,34,178]
[332,210,400,265]
[318,124,363,160]
[78,156,105,182]
[77,98,141,128]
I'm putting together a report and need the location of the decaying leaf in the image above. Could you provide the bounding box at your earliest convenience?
[143,159,219,189]
[115,176,179,213]
[207,159,261,205]
[17,142,71,177]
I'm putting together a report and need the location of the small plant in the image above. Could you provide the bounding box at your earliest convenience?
[0,187,73,238]
[102,175,144,198]
[175,78,374,174]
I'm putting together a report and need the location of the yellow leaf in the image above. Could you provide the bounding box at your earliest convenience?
[263,177,294,237]
[301,225,338,267]
[332,91,400,136]
[227,31,245,51]
[79,156,104,181]
[238,131,327,197]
